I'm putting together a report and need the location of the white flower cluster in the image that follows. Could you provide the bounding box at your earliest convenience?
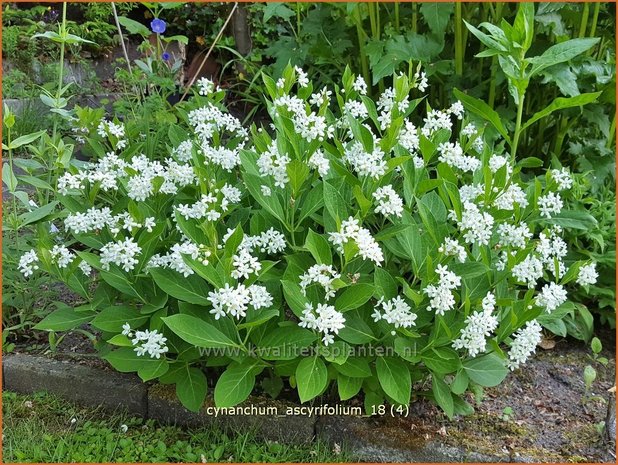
[493,184,528,210]
[497,223,532,249]
[538,192,563,218]
[309,87,332,107]
[257,141,291,188]
[449,202,494,246]
[459,184,483,203]
[422,109,453,137]
[147,240,211,277]
[197,77,221,95]
[424,265,461,316]
[438,141,480,172]
[50,245,75,269]
[551,168,573,191]
[488,154,509,173]
[231,248,262,280]
[413,70,428,92]
[577,263,598,286]
[221,227,287,256]
[175,184,241,221]
[373,185,404,217]
[100,237,142,272]
[536,231,567,278]
[535,282,568,313]
[78,261,92,275]
[208,283,273,320]
[344,141,387,179]
[308,150,330,177]
[376,87,409,130]
[123,324,169,359]
[507,320,542,370]
[511,254,544,288]
[299,302,346,345]
[438,238,467,263]
[372,296,417,329]
[328,217,384,265]
[452,292,498,357]
[272,95,332,142]
[173,140,194,162]
[399,121,420,154]
[353,75,368,95]
[65,207,156,236]
[97,119,126,149]
[19,249,39,277]
[299,264,341,300]
[343,100,368,120]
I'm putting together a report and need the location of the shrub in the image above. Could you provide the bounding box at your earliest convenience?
[28,66,598,416]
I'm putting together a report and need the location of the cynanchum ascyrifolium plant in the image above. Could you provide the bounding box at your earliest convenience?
[26,64,599,417]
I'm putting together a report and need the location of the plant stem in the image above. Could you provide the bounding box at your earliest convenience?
[511,94,525,159]
[607,114,616,149]
[354,8,371,95]
[394,2,400,34]
[578,3,590,38]
[56,2,67,99]
[296,3,301,38]
[454,2,463,77]
[411,2,417,33]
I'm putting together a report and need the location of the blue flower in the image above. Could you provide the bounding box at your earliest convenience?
[162,52,170,61]
[150,18,166,34]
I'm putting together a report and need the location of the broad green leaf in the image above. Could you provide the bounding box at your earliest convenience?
[304,229,332,265]
[334,357,372,378]
[529,38,600,77]
[337,374,363,401]
[149,267,210,305]
[214,359,263,407]
[463,353,508,387]
[432,374,454,418]
[420,3,454,35]
[257,327,317,360]
[376,356,411,405]
[117,16,151,36]
[162,314,240,349]
[296,356,328,403]
[91,305,148,333]
[453,88,511,144]
[34,305,95,331]
[421,347,461,374]
[520,92,601,132]
[335,283,375,312]
[176,366,208,412]
[8,130,46,150]
[19,201,59,226]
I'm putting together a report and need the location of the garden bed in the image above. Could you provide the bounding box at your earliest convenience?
[4,334,616,463]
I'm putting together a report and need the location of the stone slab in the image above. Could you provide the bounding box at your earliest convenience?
[3,354,147,416]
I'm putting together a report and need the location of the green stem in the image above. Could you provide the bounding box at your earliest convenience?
[56,3,67,99]
[7,129,19,238]
[488,56,497,109]
[511,93,525,159]
[394,2,400,34]
[411,3,417,33]
[296,3,301,38]
[606,114,615,149]
[589,2,600,37]
[354,9,371,94]
[578,3,590,38]
[454,2,463,76]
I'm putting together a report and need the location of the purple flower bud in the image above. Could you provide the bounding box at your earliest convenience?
[162,52,170,61]
[150,18,166,34]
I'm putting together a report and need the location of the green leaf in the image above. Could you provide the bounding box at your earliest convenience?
[432,374,454,418]
[7,130,46,150]
[529,38,600,77]
[176,366,208,412]
[296,357,328,403]
[2,163,18,192]
[91,305,148,333]
[453,88,511,144]
[117,16,151,36]
[162,314,240,349]
[338,311,375,344]
[19,201,59,226]
[287,159,310,195]
[323,180,349,222]
[532,210,598,230]
[281,279,309,317]
[376,356,411,405]
[334,357,372,378]
[138,359,169,381]
[337,374,363,401]
[420,3,454,35]
[34,305,94,331]
[520,92,601,132]
[149,267,210,305]
[257,327,317,360]
[214,359,263,407]
[463,353,508,387]
[335,284,375,312]
[103,347,144,372]
[421,347,461,374]
[263,2,295,22]
[304,229,332,265]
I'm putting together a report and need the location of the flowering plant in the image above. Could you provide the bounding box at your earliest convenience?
[29,66,597,415]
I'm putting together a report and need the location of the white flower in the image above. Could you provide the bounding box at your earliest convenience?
[261,185,272,197]
[512,254,544,289]
[173,140,194,162]
[536,232,567,278]
[577,263,598,286]
[343,100,368,120]
[328,217,384,265]
[257,141,290,188]
[488,155,508,173]
[97,119,126,149]
[452,292,498,357]
[78,261,92,276]
[309,87,332,107]
[122,323,132,336]
[197,77,217,95]
[399,121,420,154]
[414,70,428,92]
[353,75,368,95]
[424,265,461,316]
[248,284,273,309]
[438,238,467,263]
[507,320,542,370]
[100,238,142,272]
[343,141,387,179]
[299,302,346,346]
[373,185,404,217]
[208,283,268,320]
[231,248,262,280]
[257,228,287,254]
[294,66,309,87]
[438,142,480,172]
[449,101,465,119]
[147,240,210,277]
[449,202,494,246]
[309,150,330,177]
[413,156,425,169]
[19,249,39,277]
[50,245,75,269]
[459,184,483,203]
[497,223,532,249]
[132,329,169,359]
[551,168,573,191]
[535,282,567,313]
[144,217,156,233]
[372,296,417,329]
[422,109,452,137]
[494,184,528,210]
[299,264,341,300]
[538,192,563,218]
[461,123,477,137]
[120,424,129,433]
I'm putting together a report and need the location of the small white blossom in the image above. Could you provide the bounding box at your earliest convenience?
[299,264,341,300]
[353,75,368,95]
[309,150,330,177]
[535,282,567,313]
[50,245,75,269]
[328,217,384,265]
[538,192,563,218]
[299,302,346,346]
[132,328,169,359]
[452,292,498,357]
[512,254,544,289]
[577,263,598,286]
[100,238,142,272]
[551,168,573,191]
[497,223,532,249]
[19,249,39,277]
[372,296,417,329]
[438,238,467,263]
[507,320,542,370]
[449,202,494,246]
[373,185,404,217]
[424,265,461,316]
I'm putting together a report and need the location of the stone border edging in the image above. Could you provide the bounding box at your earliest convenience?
[2,353,541,462]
